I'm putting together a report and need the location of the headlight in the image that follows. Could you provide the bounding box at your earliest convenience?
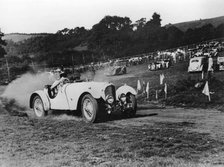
[106,95,114,104]
[119,93,126,102]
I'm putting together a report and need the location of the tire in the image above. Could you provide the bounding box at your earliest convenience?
[128,94,137,117]
[81,94,98,123]
[32,95,47,118]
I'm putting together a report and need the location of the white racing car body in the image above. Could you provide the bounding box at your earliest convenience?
[30,81,137,123]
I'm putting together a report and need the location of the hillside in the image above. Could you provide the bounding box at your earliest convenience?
[169,15,224,32]
[2,33,51,43]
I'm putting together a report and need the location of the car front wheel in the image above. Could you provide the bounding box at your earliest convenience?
[81,94,98,123]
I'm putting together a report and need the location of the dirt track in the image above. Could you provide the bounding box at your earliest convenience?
[1,62,224,167]
[1,101,224,167]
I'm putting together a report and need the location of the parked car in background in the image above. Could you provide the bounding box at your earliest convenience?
[217,51,224,71]
[106,59,127,76]
[148,59,170,71]
[188,56,205,72]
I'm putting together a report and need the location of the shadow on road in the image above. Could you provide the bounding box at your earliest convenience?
[137,104,165,110]
[98,112,158,123]
[49,109,158,123]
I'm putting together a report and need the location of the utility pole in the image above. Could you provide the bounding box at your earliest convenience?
[82,54,85,65]
[51,55,53,66]
[91,54,94,62]
[31,60,35,72]
[103,52,106,61]
[5,56,10,81]
[71,54,75,73]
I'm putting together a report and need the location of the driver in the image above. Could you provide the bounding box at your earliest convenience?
[50,71,69,90]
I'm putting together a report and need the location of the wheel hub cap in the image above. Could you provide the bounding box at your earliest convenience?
[83,100,93,120]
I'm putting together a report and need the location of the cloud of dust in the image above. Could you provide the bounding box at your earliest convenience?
[52,114,82,121]
[0,67,110,110]
[0,66,122,110]
[81,67,111,82]
[1,72,54,108]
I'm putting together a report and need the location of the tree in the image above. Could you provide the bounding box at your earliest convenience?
[134,18,146,30]
[0,31,6,58]
[215,23,224,38]
[183,24,215,45]
[165,26,184,48]
[88,15,133,57]
[183,28,195,45]
[146,12,162,27]
[137,13,162,51]
[199,24,215,41]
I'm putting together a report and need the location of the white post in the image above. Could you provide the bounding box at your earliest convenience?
[164,83,167,99]
[142,80,146,94]
[137,80,141,94]
[146,82,149,99]
[208,94,211,102]
[156,90,158,100]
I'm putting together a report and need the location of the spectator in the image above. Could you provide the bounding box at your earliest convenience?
[202,55,208,75]
[207,55,213,80]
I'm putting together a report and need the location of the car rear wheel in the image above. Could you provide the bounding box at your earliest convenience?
[33,95,47,118]
[81,94,98,123]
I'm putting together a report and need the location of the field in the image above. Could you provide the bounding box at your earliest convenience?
[170,15,224,32]
[2,33,50,43]
[1,61,224,167]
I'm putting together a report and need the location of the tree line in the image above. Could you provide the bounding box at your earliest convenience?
[2,13,224,67]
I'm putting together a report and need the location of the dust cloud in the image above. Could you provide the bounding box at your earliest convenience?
[0,67,116,111]
[1,72,54,108]
[52,114,82,121]
[80,67,110,82]
[0,68,109,110]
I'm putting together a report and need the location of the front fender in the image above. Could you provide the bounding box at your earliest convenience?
[116,84,137,100]
[65,82,111,110]
[30,90,50,111]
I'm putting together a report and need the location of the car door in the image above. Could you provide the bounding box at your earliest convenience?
[50,84,70,110]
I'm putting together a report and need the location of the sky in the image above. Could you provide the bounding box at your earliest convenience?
[0,0,224,34]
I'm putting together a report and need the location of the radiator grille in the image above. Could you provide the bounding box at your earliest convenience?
[105,85,116,101]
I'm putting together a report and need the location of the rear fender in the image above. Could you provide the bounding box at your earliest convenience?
[30,90,50,111]
[116,84,137,100]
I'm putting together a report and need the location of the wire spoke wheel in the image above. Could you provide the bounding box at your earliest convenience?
[81,94,98,123]
[83,99,94,119]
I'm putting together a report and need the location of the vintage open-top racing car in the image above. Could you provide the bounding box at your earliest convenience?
[30,80,137,123]
[106,66,127,76]
[106,59,127,76]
